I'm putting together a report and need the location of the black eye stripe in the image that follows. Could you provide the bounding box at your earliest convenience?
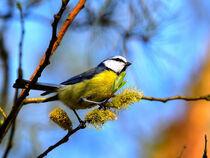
[111,58,126,63]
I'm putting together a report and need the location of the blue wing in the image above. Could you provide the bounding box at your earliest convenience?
[61,67,105,85]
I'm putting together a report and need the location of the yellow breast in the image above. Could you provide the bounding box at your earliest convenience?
[58,70,118,109]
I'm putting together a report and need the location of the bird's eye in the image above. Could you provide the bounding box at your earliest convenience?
[111,58,126,63]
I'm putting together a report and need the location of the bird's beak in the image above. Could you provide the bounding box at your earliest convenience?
[126,62,132,66]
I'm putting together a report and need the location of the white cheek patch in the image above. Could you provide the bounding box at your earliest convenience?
[103,60,125,73]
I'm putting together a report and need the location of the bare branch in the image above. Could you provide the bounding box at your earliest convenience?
[3,122,15,158]
[37,123,86,158]
[142,94,210,103]
[203,135,208,158]
[17,2,24,80]
[23,93,210,105]
[3,3,25,157]
[23,98,47,104]
[177,146,186,158]
[0,33,9,108]
[0,107,7,119]
[0,0,86,142]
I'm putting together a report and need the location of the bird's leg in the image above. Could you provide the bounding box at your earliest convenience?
[80,98,106,105]
[73,109,86,128]
[72,109,82,122]
[80,97,107,110]
[98,104,107,110]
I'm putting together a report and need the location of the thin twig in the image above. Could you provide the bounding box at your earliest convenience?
[17,2,24,80]
[37,123,86,158]
[51,0,85,54]
[3,3,25,158]
[0,0,12,108]
[23,98,47,104]
[203,135,208,158]
[23,93,210,105]
[0,107,7,119]
[0,31,9,108]
[142,94,210,103]
[0,0,86,142]
[177,146,186,158]
[3,122,15,158]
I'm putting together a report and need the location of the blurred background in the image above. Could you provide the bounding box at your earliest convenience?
[0,0,210,157]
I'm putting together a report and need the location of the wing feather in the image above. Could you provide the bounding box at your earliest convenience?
[61,67,105,85]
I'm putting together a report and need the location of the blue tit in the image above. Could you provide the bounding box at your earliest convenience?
[13,56,131,119]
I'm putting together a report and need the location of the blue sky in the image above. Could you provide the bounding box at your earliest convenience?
[0,0,210,157]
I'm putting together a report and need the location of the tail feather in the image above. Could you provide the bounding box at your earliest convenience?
[13,79,60,92]
[43,94,59,102]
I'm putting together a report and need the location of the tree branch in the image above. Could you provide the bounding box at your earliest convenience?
[23,98,47,104]
[0,107,7,119]
[0,31,9,109]
[23,93,210,106]
[177,146,186,158]
[37,122,86,158]
[0,0,86,142]
[3,122,15,158]
[3,3,24,157]
[142,94,210,103]
[203,135,208,158]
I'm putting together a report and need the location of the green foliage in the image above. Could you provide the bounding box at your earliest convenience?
[111,72,127,93]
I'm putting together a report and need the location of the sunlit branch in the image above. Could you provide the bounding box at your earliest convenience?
[0,107,7,119]
[0,0,86,142]
[23,93,210,105]
[23,98,47,104]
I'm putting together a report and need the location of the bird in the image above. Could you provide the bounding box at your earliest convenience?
[13,56,131,122]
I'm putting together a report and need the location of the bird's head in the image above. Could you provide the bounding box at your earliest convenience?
[98,56,131,74]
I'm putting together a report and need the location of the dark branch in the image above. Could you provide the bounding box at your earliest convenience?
[203,135,208,158]
[17,2,24,80]
[177,146,186,158]
[0,0,87,142]
[3,122,15,158]
[37,122,86,158]
[3,3,25,157]
[0,0,72,142]
[0,34,9,108]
